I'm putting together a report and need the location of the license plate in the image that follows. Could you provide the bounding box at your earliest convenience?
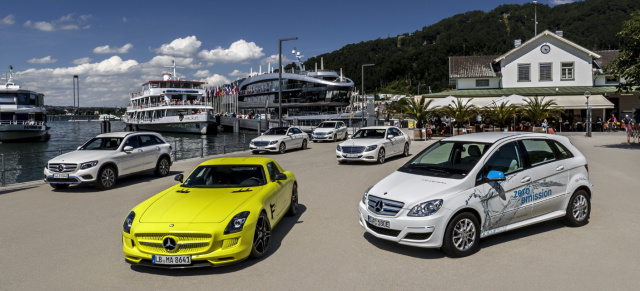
[53,173,68,179]
[346,154,359,158]
[368,215,390,229]
[152,255,191,265]
[257,146,264,149]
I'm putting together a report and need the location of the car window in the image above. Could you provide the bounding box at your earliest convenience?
[352,129,386,139]
[551,141,574,160]
[292,128,302,134]
[150,135,166,145]
[389,128,402,137]
[265,128,288,135]
[182,165,266,188]
[401,141,490,179]
[521,139,557,167]
[139,135,156,147]
[80,137,122,150]
[266,162,281,181]
[123,136,140,149]
[318,122,336,128]
[485,141,524,175]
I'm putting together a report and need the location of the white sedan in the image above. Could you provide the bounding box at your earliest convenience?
[311,121,348,142]
[336,126,410,164]
[250,126,309,154]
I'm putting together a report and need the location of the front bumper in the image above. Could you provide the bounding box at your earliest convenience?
[249,144,279,152]
[122,220,256,268]
[358,201,451,248]
[336,149,377,162]
[43,167,99,185]
[312,133,335,141]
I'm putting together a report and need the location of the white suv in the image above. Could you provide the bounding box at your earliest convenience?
[44,132,173,190]
[359,132,592,257]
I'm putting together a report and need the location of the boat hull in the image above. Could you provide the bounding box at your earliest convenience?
[0,124,50,142]
[132,122,216,134]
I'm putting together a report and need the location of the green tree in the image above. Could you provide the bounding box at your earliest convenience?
[440,98,478,132]
[522,96,560,127]
[381,101,404,122]
[605,10,640,92]
[483,102,520,130]
[400,96,434,128]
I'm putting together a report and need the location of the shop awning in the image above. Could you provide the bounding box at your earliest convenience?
[546,95,614,109]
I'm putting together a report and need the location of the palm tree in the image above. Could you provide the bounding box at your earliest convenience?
[484,102,520,131]
[401,96,434,128]
[522,96,560,127]
[440,98,478,134]
[381,101,404,122]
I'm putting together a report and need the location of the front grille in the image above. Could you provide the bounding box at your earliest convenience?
[367,195,404,216]
[403,232,432,241]
[341,146,365,154]
[47,163,78,173]
[253,141,269,147]
[366,221,401,237]
[135,233,212,254]
[315,132,326,136]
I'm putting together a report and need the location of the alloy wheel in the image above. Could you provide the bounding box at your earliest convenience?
[452,218,476,252]
[572,194,589,221]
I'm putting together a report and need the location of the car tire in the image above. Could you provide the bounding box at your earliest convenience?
[95,166,116,190]
[441,212,480,258]
[563,189,591,227]
[377,148,386,164]
[312,140,317,143]
[279,142,286,154]
[403,143,410,157]
[252,150,259,154]
[50,184,69,190]
[250,211,271,259]
[338,160,346,164]
[154,156,170,177]
[301,139,308,150]
[286,184,298,216]
[333,134,337,142]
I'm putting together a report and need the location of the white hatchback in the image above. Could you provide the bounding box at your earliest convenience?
[250,126,309,154]
[312,121,348,142]
[358,132,592,257]
[336,126,410,164]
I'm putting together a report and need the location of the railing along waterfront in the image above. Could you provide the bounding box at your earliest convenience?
[0,134,250,187]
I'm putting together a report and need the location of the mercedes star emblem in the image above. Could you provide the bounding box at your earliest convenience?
[57,164,64,172]
[163,237,177,252]
[375,200,384,213]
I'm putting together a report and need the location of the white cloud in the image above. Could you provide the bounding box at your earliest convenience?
[202,74,230,86]
[93,43,133,54]
[27,56,57,64]
[198,40,264,63]
[260,54,294,67]
[122,17,127,23]
[155,36,201,58]
[550,0,577,5]
[2,14,15,25]
[193,70,211,78]
[23,13,91,32]
[228,69,249,78]
[72,57,93,65]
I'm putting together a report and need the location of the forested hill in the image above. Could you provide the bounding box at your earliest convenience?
[302,0,640,95]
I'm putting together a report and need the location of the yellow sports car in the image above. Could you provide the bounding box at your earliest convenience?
[122,157,298,268]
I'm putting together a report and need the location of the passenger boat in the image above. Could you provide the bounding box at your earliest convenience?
[123,62,217,134]
[0,66,50,142]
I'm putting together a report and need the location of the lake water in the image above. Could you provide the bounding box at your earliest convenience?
[0,120,260,185]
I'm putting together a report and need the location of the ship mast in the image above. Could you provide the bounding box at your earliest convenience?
[164,58,184,80]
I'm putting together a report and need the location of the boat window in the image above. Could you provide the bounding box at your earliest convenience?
[182,165,266,188]
[80,138,123,150]
[0,94,16,104]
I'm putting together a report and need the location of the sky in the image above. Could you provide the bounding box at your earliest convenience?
[0,0,579,107]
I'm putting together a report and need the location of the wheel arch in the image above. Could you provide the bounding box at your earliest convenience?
[448,207,482,228]
[99,162,119,177]
[158,153,172,165]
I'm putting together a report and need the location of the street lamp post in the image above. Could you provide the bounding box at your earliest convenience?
[361,64,374,127]
[279,37,298,127]
[585,91,591,137]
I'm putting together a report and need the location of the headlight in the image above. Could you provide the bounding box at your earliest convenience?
[80,160,98,169]
[123,211,135,234]
[408,199,443,217]
[224,211,250,234]
[250,141,255,145]
[364,145,377,152]
[269,140,278,145]
[327,131,334,135]
[336,145,342,152]
[363,186,372,204]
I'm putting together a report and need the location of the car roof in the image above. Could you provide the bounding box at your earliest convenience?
[443,132,556,143]
[359,126,394,130]
[95,131,159,138]
[198,157,274,166]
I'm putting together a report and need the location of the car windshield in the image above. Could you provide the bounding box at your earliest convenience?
[352,129,386,139]
[265,127,288,135]
[399,141,492,179]
[79,137,123,150]
[317,122,336,128]
[182,165,266,188]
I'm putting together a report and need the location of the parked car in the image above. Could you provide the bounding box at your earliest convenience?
[359,132,592,257]
[336,126,410,164]
[44,132,173,190]
[122,157,298,268]
[311,121,348,142]
[249,126,309,154]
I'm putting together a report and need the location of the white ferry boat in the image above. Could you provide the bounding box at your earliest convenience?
[0,66,49,142]
[123,63,217,134]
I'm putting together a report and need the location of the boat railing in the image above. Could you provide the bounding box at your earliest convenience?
[127,99,211,110]
[0,120,46,126]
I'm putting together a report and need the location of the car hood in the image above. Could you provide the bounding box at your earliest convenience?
[368,171,465,206]
[339,138,383,147]
[48,150,116,164]
[139,186,261,223]
[252,135,285,142]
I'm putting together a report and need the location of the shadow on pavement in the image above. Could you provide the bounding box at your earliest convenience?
[0,184,41,195]
[362,232,445,259]
[480,218,570,249]
[129,204,307,276]
[47,170,185,193]
[598,143,640,150]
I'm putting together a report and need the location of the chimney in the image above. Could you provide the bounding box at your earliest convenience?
[556,31,563,37]
[514,39,522,48]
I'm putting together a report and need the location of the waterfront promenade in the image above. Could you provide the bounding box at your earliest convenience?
[1,132,638,290]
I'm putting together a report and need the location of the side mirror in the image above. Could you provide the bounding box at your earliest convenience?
[287,132,293,136]
[174,174,184,183]
[387,135,394,139]
[275,173,287,181]
[261,133,265,136]
[123,146,134,152]
[77,146,82,150]
[486,170,506,181]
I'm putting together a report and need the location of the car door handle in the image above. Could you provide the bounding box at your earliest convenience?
[521,177,531,183]
[556,165,564,171]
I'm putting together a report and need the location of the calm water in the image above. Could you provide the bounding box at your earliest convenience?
[0,120,260,185]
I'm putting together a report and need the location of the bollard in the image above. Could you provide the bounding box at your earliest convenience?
[222,136,226,154]
[1,154,4,187]
[243,134,246,151]
[201,139,204,158]
[173,141,178,162]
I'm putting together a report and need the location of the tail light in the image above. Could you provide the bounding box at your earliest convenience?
[584,164,588,172]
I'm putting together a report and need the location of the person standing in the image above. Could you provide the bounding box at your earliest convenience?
[622,114,632,135]
[541,118,548,133]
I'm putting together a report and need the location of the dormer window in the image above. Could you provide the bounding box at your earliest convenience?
[475,79,489,87]
[605,76,619,84]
